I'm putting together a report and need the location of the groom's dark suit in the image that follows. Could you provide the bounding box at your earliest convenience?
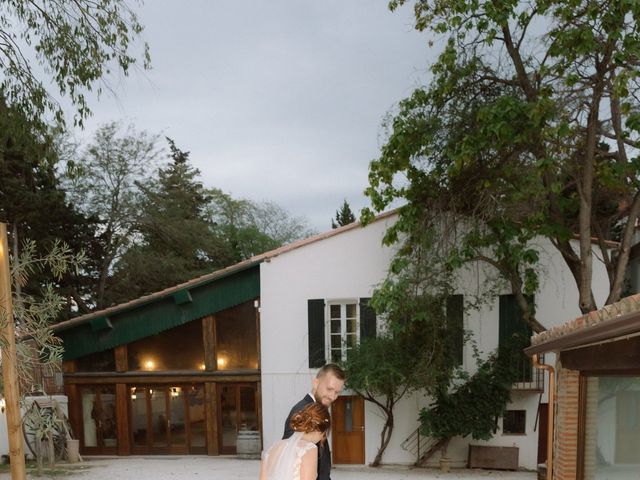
[283,394,332,480]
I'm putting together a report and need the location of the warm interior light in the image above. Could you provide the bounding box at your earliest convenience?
[130,388,137,400]
[199,363,206,371]
[144,359,155,370]
[217,356,227,368]
[170,387,181,397]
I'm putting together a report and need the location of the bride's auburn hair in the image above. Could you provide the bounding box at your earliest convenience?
[290,402,331,434]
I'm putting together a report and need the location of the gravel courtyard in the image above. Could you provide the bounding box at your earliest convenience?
[0,456,538,480]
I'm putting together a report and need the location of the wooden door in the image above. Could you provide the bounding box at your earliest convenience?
[332,396,365,464]
[537,403,548,464]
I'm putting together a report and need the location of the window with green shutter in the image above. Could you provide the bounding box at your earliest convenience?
[307,297,377,366]
[308,299,326,368]
[499,294,534,382]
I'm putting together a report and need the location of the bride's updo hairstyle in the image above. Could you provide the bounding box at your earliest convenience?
[290,402,331,434]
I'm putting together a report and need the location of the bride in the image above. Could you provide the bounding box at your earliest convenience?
[260,402,331,480]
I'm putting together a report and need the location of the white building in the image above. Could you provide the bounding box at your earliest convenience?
[258,211,609,469]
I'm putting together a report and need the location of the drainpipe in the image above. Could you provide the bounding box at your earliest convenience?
[532,354,554,480]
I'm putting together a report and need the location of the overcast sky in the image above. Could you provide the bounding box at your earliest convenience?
[75,1,436,232]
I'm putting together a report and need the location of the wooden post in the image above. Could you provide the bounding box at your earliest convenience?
[0,223,27,479]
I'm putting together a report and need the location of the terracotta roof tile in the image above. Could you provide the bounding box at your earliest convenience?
[531,293,640,346]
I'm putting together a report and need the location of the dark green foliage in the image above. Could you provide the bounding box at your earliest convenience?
[209,191,314,263]
[419,341,525,454]
[331,199,356,228]
[0,106,97,316]
[344,289,465,466]
[106,138,231,305]
[344,334,417,466]
[370,0,640,326]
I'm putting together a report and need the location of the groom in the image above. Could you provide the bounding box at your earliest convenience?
[282,363,346,480]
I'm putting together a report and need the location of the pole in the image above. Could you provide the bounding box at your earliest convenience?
[0,223,26,480]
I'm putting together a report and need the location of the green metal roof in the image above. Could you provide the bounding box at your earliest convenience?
[59,265,260,360]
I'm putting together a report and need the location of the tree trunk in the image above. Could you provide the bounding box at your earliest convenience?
[371,402,394,467]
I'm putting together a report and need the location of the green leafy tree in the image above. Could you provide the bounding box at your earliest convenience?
[344,280,464,466]
[419,341,523,459]
[63,122,160,309]
[209,191,315,262]
[0,106,97,317]
[0,0,150,128]
[9,239,85,393]
[331,199,356,229]
[106,138,231,304]
[365,0,640,333]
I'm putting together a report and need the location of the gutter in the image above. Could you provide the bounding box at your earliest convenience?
[532,354,554,480]
[524,308,640,356]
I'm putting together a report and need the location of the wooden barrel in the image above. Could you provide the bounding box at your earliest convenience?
[236,430,261,457]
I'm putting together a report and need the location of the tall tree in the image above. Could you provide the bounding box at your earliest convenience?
[106,138,230,304]
[365,0,640,332]
[331,199,356,229]
[208,191,315,262]
[63,122,160,309]
[0,106,96,316]
[0,0,149,129]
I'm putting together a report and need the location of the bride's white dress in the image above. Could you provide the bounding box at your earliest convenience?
[261,432,317,480]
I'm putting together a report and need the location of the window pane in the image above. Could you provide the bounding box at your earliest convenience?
[186,385,206,449]
[346,318,357,334]
[331,335,341,349]
[583,376,640,479]
[346,334,357,348]
[215,302,258,370]
[331,319,341,334]
[346,304,356,318]
[330,305,341,319]
[128,320,204,371]
[77,349,116,372]
[331,350,341,363]
[503,410,526,434]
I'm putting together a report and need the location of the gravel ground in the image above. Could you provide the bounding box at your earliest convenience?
[0,456,538,480]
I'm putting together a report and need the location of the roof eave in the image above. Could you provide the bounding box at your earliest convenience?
[525,309,640,355]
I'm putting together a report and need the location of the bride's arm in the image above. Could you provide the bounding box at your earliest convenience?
[259,452,268,480]
[259,459,266,480]
[299,447,318,480]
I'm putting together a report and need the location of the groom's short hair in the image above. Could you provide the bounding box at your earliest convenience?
[316,363,345,381]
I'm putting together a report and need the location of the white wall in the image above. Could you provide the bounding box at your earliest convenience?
[259,215,611,469]
[260,216,397,451]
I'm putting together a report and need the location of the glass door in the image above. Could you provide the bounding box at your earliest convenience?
[130,385,192,454]
[218,383,258,454]
[80,386,117,454]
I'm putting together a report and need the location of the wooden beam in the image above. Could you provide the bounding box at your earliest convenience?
[116,383,130,455]
[62,373,260,385]
[205,382,219,455]
[0,223,26,479]
[202,315,216,371]
[114,345,128,373]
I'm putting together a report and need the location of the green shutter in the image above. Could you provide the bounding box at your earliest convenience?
[359,298,376,340]
[498,295,534,347]
[499,294,534,382]
[446,294,464,365]
[308,299,326,368]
